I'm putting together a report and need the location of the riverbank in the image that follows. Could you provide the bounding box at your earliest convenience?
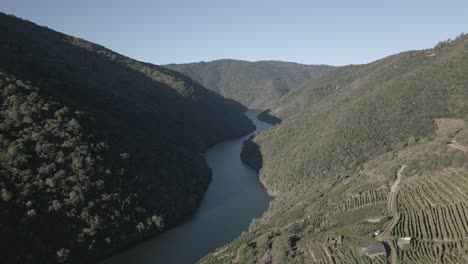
[256,109,282,125]
[102,110,273,264]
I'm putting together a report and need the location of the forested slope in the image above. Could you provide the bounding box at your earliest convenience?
[201,35,468,263]
[166,59,333,108]
[271,35,467,120]
[0,13,254,264]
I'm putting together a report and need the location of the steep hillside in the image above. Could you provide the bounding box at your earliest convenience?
[270,65,364,119]
[200,35,468,263]
[272,36,467,120]
[165,59,333,108]
[0,14,254,264]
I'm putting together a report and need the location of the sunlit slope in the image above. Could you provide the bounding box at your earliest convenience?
[200,34,468,263]
[258,35,468,196]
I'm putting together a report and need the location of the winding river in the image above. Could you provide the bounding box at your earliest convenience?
[103,111,272,264]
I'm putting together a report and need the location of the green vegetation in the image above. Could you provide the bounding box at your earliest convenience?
[0,13,254,263]
[241,135,263,172]
[255,33,468,196]
[166,59,333,108]
[271,65,365,119]
[200,34,468,263]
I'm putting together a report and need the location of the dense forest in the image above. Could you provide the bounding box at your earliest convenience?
[166,59,333,108]
[201,35,468,263]
[0,13,254,264]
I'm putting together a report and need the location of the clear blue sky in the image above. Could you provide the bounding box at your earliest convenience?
[2,0,467,66]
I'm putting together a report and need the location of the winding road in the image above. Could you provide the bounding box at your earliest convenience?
[377,165,405,264]
[448,140,468,152]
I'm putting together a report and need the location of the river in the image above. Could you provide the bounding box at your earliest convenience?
[103,110,272,264]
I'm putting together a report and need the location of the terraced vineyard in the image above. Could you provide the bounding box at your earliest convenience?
[306,215,330,233]
[397,240,468,263]
[307,244,387,264]
[394,171,468,241]
[382,121,468,263]
[329,246,387,264]
[330,188,389,214]
[303,141,468,264]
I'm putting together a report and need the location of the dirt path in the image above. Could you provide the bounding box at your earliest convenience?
[322,245,333,263]
[308,247,317,262]
[378,165,405,264]
[448,140,468,152]
[385,165,405,233]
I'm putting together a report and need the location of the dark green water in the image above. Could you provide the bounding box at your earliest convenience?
[103,111,272,264]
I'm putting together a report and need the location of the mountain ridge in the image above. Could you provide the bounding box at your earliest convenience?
[165,59,334,108]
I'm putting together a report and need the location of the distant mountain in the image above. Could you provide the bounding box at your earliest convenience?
[201,35,468,263]
[165,59,334,108]
[0,13,254,264]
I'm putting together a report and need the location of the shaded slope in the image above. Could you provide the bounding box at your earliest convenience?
[0,13,254,264]
[166,59,333,108]
[0,14,254,151]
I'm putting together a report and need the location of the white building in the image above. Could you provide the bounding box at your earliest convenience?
[397,237,412,247]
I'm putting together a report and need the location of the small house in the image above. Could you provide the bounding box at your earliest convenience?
[372,229,382,237]
[397,237,412,247]
[359,244,386,257]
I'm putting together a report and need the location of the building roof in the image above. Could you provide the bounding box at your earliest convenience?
[397,237,412,245]
[359,244,386,256]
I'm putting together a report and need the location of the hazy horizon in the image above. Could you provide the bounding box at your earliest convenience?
[2,0,467,66]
